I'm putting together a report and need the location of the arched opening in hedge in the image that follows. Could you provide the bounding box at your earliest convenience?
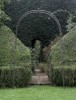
[12,10,64,87]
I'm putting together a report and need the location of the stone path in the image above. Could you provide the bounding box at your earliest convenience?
[30,69,51,85]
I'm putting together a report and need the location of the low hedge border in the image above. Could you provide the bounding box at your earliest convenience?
[0,66,32,88]
[48,66,76,86]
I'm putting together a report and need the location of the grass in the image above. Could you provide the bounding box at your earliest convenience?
[0,86,76,100]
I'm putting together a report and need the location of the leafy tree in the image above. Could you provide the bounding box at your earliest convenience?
[4,0,70,47]
[4,0,73,62]
[0,0,10,27]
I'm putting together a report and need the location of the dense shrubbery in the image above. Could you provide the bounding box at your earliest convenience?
[49,26,76,87]
[0,66,32,88]
[51,26,76,66]
[5,0,73,62]
[0,26,31,67]
[0,0,10,27]
[48,66,76,86]
[0,0,76,88]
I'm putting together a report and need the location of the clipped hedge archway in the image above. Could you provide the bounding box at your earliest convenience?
[13,10,65,87]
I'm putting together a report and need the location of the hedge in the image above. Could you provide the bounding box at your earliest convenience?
[48,66,76,86]
[0,66,32,88]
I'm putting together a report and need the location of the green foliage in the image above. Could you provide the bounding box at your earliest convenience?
[0,26,31,66]
[72,16,76,23]
[48,25,76,87]
[4,0,71,48]
[0,66,32,87]
[54,10,70,34]
[67,16,76,31]
[0,0,10,27]
[51,25,76,66]
[48,66,76,86]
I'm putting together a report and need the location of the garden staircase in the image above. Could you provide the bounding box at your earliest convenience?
[30,69,51,85]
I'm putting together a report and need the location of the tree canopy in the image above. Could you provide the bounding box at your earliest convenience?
[4,0,76,48]
[0,0,10,27]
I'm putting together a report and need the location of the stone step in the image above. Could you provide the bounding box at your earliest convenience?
[30,72,51,85]
[35,69,41,73]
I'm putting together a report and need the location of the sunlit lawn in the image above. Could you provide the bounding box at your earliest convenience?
[0,86,76,100]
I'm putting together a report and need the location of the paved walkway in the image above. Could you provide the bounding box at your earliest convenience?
[30,69,51,85]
